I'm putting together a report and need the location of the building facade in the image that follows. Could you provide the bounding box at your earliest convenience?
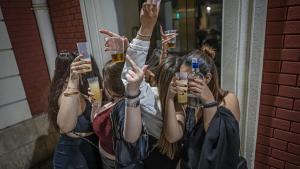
[0,0,299,168]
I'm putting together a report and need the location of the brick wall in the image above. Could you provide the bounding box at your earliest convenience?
[0,0,50,115]
[255,0,300,169]
[48,0,86,52]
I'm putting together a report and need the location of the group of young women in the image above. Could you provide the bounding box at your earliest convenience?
[48,1,243,169]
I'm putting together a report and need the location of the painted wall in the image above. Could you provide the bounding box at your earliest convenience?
[255,0,300,168]
[0,0,50,116]
[0,6,32,129]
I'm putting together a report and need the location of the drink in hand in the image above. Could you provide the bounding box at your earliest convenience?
[77,42,92,72]
[87,77,102,103]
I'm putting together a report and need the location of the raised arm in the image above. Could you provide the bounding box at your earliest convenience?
[164,77,186,143]
[57,56,89,133]
[123,55,148,143]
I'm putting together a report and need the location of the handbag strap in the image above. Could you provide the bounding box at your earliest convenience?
[71,131,100,152]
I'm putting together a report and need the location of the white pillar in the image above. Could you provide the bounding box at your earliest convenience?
[32,0,57,78]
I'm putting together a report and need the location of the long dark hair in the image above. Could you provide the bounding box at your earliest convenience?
[47,51,103,131]
[156,55,183,159]
[102,60,125,98]
[184,45,227,104]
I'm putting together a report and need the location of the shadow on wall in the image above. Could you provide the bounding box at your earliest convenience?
[30,121,59,169]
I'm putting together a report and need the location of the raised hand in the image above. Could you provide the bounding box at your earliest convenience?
[99,29,129,51]
[188,78,215,104]
[70,55,91,81]
[125,55,148,97]
[139,0,161,36]
[159,25,177,63]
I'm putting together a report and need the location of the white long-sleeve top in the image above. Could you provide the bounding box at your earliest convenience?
[122,38,163,139]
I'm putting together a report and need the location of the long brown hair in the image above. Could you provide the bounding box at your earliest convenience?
[47,51,103,131]
[102,60,125,98]
[156,55,183,159]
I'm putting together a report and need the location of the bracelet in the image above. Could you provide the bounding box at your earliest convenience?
[125,90,141,99]
[137,32,151,37]
[203,101,218,108]
[64,91,80,97]
[136,32,151,41]
[126,99,140,108]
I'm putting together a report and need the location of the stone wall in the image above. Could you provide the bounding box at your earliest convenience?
[0,114,59,169]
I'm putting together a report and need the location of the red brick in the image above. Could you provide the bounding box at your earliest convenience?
[255,153,269,164]
[285,162,300,169]
[265,35,284,48]
[257,134,271,146]
[268,0,287,8]
[291,122,300,134]
[279,86,300,98]
[259,115,290,130]
[295,100,300,110]
[288,0,300,6]
[263,61,281,72]
[261,95,294,109]
[261,84,279,95]
[256,144,272,155]
[260,105,276,117]
[288,143,300,155]
[276,108,300,122]
[298,76,300,87]
[288,6,300,20]
[255,153,285,169]
[2,1,51,115]
[255,162,269,169]
[264,49,281,60]
[264,49,300,61]
[285,21,300,34]
[282,61,300,74]
[272,149,300,165]
[266,22,285,34]
[267,8,287,21]
[282,49,300,61]
[279,74,298,86]
[274,129,300,144]
[49,0,86,51]
[285,35,300,48]
[258,125,274,137]
[269,138,288,150]
[268,157,285,169]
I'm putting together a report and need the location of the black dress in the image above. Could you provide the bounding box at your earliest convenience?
[180,106,240,169]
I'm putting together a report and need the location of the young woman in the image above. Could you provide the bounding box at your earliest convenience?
[160,46,241,169]
[92,56,147,169]
[48,51,102,169]
[92,61,125,169]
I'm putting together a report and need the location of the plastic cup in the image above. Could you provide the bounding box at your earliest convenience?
[165,30,177,48]
[87,77,102,103]
[77,42,92,72]
[107,37,125,63]
[175,72,188,104]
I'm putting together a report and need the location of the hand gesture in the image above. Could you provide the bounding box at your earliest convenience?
[125,55,148,97]
[139,0,161,36]
[70,55,91,81]
[188,78,215,103]
[99,29,129,51]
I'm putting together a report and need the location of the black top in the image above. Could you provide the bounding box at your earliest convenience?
[180,106,240,169]
[73,100,93,133]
